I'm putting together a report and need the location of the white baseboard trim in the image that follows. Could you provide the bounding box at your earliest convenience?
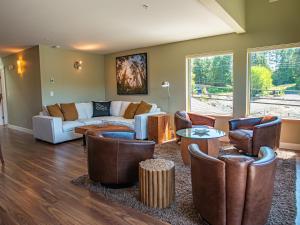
[280,142,300,151]
[8,124,33,134]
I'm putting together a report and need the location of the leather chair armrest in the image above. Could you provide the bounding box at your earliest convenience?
[255,117,281,129]
[229,117,261,130]
[252,122,281,155]
[188,113,216,127]
[243,147,277,225]
[255,147,277,165]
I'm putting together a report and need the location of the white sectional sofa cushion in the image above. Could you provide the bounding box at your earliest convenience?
[77,117,103,125]
[119,101,131,116]
[95,116,135,130]
[75,102,93,119]
[33,100,164,144]
[110,101,123,116]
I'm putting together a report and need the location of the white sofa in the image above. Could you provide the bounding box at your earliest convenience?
[32,101,164,144]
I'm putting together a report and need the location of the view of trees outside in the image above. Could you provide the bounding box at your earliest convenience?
[190,54,233,115]
[250,47,300,118]
[190,47,300,118]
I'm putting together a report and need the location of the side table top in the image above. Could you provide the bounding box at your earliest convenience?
[139,159,174,171]
[148,114,169,118]
[176,127,225,139]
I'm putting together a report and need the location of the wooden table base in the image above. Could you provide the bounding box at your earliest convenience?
[139,160,175,208]
[180,137,220,166]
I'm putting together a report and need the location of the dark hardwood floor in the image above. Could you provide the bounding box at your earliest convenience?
[0,127,167,225]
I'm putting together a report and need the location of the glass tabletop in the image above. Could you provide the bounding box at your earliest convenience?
[176,127,226,139]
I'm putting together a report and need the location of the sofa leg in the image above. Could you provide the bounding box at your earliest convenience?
[82,135,87,146]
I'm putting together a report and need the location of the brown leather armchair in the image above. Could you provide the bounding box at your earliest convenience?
[87,131,155,187]
[189,144,277,225]
[229,116,281,156]
[175,111,216,140]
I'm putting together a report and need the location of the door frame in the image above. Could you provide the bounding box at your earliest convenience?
[0,66,8,125]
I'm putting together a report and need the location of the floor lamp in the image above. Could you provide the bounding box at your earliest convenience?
[161,81,170,113]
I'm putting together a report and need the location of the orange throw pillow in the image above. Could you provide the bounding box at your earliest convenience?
[135,101,152,115]
[261,115,275,124]
[123,103,140,119]
[60,103,78,121]
[46,104,64,120]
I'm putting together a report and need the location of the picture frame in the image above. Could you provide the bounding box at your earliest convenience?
[116,53,148,95]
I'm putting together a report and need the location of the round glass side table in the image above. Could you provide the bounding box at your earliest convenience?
[176,127,226,166]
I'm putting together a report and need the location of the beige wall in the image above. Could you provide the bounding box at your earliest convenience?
[1,45,105,129]
[104,0,300,144]
[216,0,246,30]
[2,46,42,129]
[39,45,105,105]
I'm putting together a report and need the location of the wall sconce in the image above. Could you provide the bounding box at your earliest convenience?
[17,57,25,76]
[74,60,82,70]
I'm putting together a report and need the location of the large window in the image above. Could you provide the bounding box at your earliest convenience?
[249,46,300,119]
[188,53,233,115]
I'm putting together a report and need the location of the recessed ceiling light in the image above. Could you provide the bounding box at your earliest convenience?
[269,0,279,3]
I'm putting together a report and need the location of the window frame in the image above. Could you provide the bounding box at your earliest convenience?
[247,42,300,120]
[186,51,234,116]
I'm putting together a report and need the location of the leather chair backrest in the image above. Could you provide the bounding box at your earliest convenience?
[242,147,277,225]
[176,111,190,120]
[87,134,155,184]
[189,144,277,225]
[189,144,226,225]
[253,117,282,152]
[175,111,192,131]
[218,155,254,225]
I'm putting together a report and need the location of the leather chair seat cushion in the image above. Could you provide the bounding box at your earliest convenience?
[237,125,254,130]
[229,129,253,140]
[101,131,135,140]
[229,129,253,153]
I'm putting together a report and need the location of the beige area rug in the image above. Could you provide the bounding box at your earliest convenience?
[71,142,296,225]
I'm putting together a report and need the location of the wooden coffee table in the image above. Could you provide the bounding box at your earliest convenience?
[75,124,134,145]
